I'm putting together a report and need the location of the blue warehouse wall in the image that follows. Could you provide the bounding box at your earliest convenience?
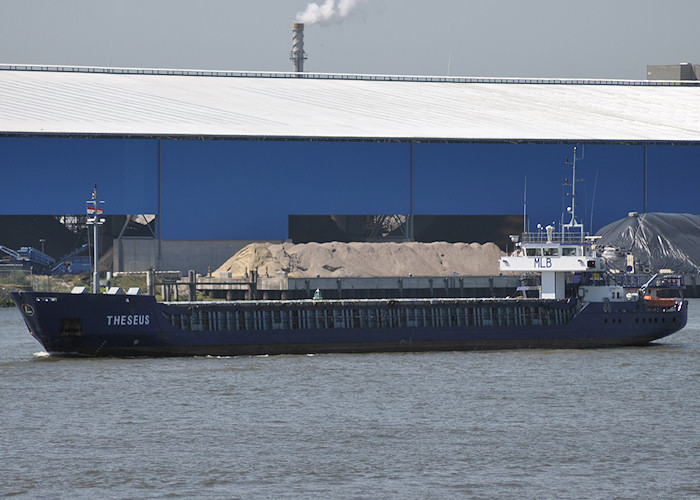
[1,136,698,240]
[0,137,158,214]
[160,140,408,240]
[414,143,652,229]
[646,146,700,213]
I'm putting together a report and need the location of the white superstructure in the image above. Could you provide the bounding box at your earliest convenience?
[500,148,625,301]
[500,231,603,299]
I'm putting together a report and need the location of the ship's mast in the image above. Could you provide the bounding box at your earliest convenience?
[86,184,105,294]
[500,147,601,300]
[523,175,527,234]
[564,146,584,241]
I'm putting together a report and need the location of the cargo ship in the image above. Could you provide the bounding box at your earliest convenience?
[10,154,689,357]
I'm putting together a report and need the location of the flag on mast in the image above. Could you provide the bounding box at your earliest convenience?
[86,203,103,215]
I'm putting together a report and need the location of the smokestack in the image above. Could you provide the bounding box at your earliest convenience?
[291,23,307,73]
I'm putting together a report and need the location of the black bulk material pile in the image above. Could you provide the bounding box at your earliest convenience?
[596,212,700,274]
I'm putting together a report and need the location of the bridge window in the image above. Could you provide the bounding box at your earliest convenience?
[543,248,559,257]
[526,248,542,257]
[562,247,577,256]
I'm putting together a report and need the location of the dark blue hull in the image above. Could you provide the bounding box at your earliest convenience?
[10,291,688,357]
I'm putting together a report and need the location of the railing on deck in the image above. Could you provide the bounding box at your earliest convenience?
[520,231,592,244]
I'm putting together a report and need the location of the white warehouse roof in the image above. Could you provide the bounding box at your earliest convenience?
[2,65,700,142]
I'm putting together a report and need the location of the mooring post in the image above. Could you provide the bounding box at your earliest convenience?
[147,268,155,296]
[187,269,196,300]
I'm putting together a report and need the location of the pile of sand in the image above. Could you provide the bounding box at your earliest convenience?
[215,241,504,278]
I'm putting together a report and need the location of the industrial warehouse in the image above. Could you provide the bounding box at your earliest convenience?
[1,59,700,298]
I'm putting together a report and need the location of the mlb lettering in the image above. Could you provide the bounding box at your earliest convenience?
[533,257,553,269]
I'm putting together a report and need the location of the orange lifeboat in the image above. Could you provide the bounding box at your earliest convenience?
[644,296,677,308]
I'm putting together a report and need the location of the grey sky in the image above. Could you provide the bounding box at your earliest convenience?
[2,0,698,79]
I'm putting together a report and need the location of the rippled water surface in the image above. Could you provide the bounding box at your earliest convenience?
[1,300,699,499]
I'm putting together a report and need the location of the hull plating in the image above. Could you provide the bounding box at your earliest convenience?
[11,292,688,357]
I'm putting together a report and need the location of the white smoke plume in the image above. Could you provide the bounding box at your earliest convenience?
[296,0,367,26]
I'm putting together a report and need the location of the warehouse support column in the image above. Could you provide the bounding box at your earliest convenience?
[157,139,163,270]
[644,144,648,214]
[409,141,415,241]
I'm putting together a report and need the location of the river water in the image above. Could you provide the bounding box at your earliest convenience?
[1,301,698,499]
